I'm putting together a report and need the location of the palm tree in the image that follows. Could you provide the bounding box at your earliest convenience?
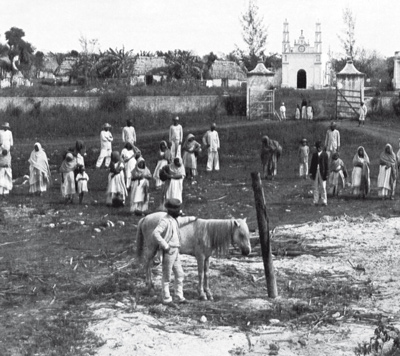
[94,47,137,79]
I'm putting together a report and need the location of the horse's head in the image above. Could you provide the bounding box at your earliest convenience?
[232,218,251,256]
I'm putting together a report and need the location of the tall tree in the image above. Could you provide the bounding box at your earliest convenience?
[239,0,268,67]
[5,27,34,71]
[338,7,356,60]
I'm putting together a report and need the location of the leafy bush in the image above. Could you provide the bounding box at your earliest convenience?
[98,91,128,112]
[223,95,247,116]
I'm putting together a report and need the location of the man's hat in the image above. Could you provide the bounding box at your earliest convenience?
[2,122,10,129]
[164,199,181,210]
[103,123,112,129]
[301,138,307,143]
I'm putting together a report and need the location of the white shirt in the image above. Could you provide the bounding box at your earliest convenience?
[122,126,136,144]
[169,124,183,143]
[325,129,340,152]
[203,130,220,152]
[100,130,113,150]
[0,130,13,151]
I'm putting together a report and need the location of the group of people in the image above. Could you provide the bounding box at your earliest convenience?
[278,99,314,121]
[93,117,220,214]
[261,120,400,206]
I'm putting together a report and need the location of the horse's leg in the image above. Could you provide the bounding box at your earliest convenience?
[204,256,213,301]
[196,254,207,301]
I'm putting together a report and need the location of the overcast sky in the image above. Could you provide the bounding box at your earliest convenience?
[1,0,398,59]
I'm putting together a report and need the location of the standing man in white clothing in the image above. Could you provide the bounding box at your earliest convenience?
[169,116,183,158]
[324,121,340,159]
[279,102,286,120]
[358,101,367,126]
[122,119,136,146]
[0,122,13,152]
[96,123,113,168]
[202,123,220,171]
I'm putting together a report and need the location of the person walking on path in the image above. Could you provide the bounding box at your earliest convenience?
[351,146,370,198]
[96,123,113,169]
[260,135,282,179]
[377,143,397,200]
[279,102,286,120]
[309,140,329,206]
[152,198,196,305]
[324,121,340,159]
[202,123,220,172]
[359,101,368,126]
[298,138,309,179]
[122,119,137,146]
[169,116,183,159]
[28,142,51,196]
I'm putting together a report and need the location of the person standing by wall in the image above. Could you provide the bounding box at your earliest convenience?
[324,121,340,159]
[309,140,329,206]
[301,98,307,119]
[169,117,183,159]
[358,101,367,126]
[295,104,301,120]
[202,123,220,172]
[96,123,113,169]
[306,101,314,120]
[122,119,136,146]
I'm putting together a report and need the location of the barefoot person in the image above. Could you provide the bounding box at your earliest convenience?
[202,123,220,172]
[96,123,113,169]
[169,116,183,158]
[377,144,397,200]
[260,135,282,179]
[351,146,370,198]
[309,141,329,206]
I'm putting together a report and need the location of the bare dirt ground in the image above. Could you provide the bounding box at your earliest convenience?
[1,119,400,356]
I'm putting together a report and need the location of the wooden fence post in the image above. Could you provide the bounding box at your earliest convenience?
[251,171,278,298]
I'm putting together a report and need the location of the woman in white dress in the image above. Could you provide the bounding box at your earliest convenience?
[60,152,77,203]
[129,157,152,215]
[351,146,370,198]
[182,134,202,180]
[377,144,397,200]
[28,143,51,196]
[121,142,136,188]
[106,151,128,207]
[164,157,185,204]
[153,141,172,189]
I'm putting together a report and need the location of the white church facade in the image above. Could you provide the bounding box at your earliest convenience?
[281,20,323,89]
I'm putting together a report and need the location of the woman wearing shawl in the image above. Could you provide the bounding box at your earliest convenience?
[121,142,137,188]
[153,141,172,189]
[182,133,202,180]
[352,146,370,198]
[60,152,77,203]
[106,151,128,207]
[328,152,347,196]
[129,157,152,215]
[377,143,398,200]
[164,157,185,204]
[28,143,51,195]
[0,147,12,197]
[260,136,282,179]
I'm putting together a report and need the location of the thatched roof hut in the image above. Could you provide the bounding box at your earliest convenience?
[42,56,59,74]
[54,57,76,76]
[132,56,166,76]
[209,60,247,81]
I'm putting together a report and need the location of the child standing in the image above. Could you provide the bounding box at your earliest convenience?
[76,165,89,204]
[298,138,309,179]
[328,152,348,196]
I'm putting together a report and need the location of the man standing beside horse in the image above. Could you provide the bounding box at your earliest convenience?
[152,199,190,305]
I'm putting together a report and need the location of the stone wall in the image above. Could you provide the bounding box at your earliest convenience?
[0,95,223,113]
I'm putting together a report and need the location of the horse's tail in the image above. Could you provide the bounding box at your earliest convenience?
[136,217,146,260]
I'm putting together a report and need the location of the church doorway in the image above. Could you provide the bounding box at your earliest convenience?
[297,69,307,89]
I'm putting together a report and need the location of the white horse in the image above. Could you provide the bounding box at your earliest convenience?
[136,212,251,301]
